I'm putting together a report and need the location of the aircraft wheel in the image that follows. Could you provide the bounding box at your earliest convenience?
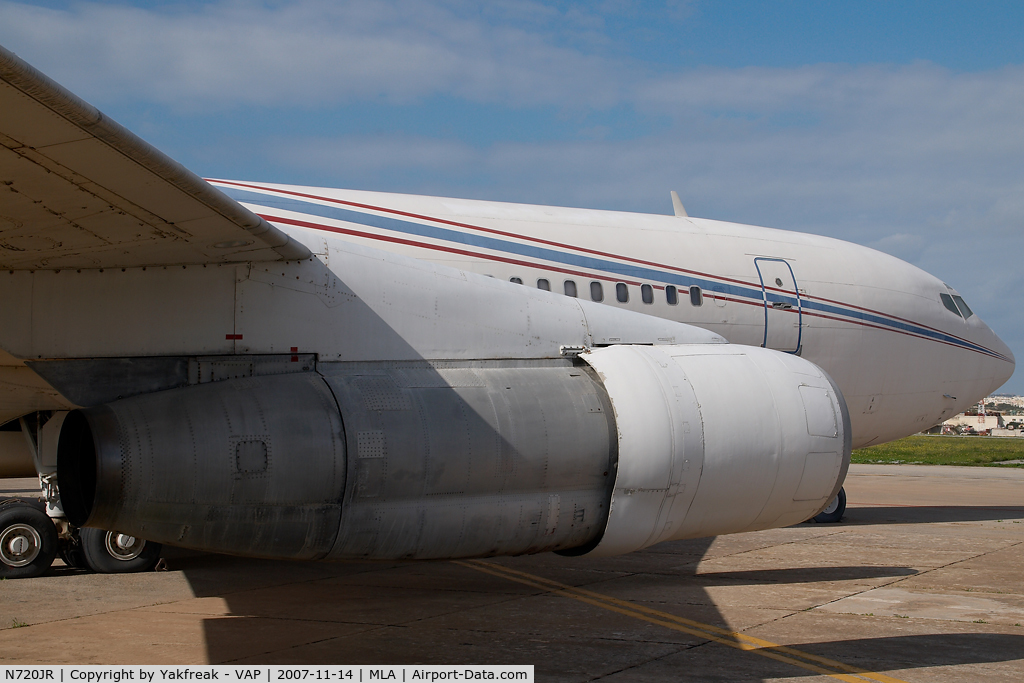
[813,487,847,523]
[79,528,162,573]
[0,502,58,578]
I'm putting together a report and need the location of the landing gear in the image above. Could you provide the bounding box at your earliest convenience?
[76,528,162,574]
[0,501,59,578]
[1,499,162,578]
[5,410,164,578]
[813,487,847,523]
[0,500,163,578]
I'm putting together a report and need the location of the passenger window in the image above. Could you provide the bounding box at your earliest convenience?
[590,281,603,302]
[564,280,577,297]
[616,283,629,303]
[641,284,654,304]
[952,295,974,319]
[939,293,962,317]
[509,277,522,284]
[690,286,703,307]
[666,285,678,305]
[537,278,550,291]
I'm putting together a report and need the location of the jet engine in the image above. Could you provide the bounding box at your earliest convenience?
[56,345,850,560]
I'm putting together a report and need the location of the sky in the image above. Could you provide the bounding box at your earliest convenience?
[2,0,1023,393]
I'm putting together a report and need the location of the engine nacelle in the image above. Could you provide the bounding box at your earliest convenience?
[56,346,850,561]
[581,345,850,556]
[58,364,617,559]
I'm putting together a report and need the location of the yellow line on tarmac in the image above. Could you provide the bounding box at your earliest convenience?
[454,559,910,683]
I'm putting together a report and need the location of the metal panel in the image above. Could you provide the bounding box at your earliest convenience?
[62,373,346,560]
[26,353,317,408]
[0,266,238,359]
[324,360,616,559]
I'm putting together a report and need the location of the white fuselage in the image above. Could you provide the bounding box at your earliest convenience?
[208,180,1015,448]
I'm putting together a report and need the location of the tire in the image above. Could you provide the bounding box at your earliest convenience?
[79,527,162,573]
[1,498,44,513]
[813,487,847,523]
[0,502,58,578]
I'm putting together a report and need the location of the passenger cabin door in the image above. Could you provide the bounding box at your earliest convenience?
[754,258,802,353]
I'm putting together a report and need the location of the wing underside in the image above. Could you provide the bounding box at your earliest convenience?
[0,43,309,270]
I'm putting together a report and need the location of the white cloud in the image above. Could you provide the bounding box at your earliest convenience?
[866,234,927,264]
[274,135,482,172]
[0,0,632,109]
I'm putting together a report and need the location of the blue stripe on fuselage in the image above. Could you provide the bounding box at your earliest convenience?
[217,185,1000,359]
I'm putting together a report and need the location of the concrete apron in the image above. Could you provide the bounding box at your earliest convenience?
[0,464,1022,682]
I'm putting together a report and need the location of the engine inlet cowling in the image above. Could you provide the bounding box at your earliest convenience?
[581,344,851,556]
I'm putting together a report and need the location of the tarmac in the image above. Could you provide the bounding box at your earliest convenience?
[1,463,1022,682]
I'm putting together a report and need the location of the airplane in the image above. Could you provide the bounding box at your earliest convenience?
[202,179,1014,450]
[0,43,1013,579]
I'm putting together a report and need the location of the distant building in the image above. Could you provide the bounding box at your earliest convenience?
[985,395,1024,412]
[942,413,1004,433]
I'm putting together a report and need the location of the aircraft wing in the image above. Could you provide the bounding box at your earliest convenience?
[0,44,310,270]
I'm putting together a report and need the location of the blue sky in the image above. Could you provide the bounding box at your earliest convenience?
[2,0,1023,393]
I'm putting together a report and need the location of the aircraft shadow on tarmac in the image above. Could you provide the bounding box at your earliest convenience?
[167,526,1021,679]
[844,505,1024,525]
[178,548,1024,677]
[690,565,919,585]
[761,633,1024,677]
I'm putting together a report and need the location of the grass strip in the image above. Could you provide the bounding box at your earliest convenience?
[852,434,1024,466]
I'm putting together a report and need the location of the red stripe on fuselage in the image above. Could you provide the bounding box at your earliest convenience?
[260,212,1003,360]
[264,214,644,286]
[215,179,983,350]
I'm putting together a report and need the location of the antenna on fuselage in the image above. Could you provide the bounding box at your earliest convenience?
[670,191,688,217]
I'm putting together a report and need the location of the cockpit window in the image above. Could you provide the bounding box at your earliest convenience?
[939,293,962,318]
[952,295,974,319]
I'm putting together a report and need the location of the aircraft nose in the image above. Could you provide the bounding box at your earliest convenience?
[994,340,1015,387]
[984,326,1015,392]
